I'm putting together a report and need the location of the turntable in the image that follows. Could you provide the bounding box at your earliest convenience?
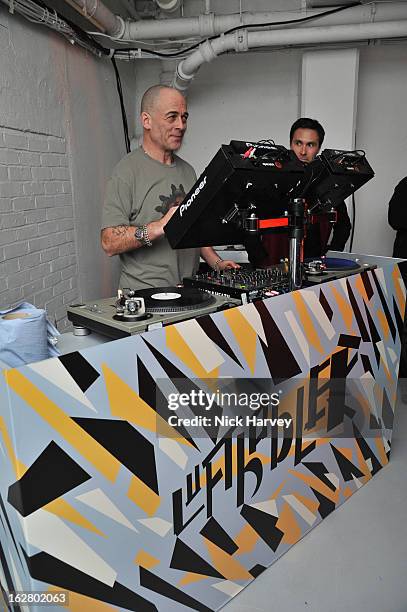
[129,287,217,312]
[67,287,240,340]
[303,256,376,283]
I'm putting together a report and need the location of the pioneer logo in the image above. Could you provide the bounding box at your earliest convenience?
[179,176,207,217]
[245,142,277,150]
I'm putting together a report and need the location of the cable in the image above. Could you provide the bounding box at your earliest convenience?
[349,192,356,251]
[299,166,317,201]
[221,3,362,37]
[111,57,131,154]
[330,149,366,165]
[112,3,362,58]
[86,30,202,46]
[255,139,277,146]
[114,49,190,60]
[301,161,328,208]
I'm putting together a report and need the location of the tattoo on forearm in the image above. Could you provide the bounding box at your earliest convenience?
[111,225,129,237]
[101,225,136,256]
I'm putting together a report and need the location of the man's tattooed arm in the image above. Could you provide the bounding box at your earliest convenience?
[101,225,140,257]
[101,207,179,257]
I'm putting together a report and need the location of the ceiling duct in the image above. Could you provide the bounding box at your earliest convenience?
[173,19,407,90]
[121,3,407,40]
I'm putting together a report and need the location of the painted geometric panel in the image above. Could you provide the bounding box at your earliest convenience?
[0,258,404,611]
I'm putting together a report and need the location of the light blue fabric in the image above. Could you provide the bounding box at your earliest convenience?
[0,302,60,367]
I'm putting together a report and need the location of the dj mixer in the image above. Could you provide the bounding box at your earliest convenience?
[183,264,290,301]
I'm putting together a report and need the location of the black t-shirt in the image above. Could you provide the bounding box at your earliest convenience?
[388,176,407,258]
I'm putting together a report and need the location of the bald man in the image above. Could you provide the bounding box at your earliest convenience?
[102,85,238,290]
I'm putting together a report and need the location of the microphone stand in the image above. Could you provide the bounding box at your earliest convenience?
[288,198,306,291]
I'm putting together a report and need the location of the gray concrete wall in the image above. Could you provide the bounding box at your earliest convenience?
[355,44,407,257]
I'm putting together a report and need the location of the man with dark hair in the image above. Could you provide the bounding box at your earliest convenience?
[289,117,325,157]
[101,85,238,290]
[253,117,352,267]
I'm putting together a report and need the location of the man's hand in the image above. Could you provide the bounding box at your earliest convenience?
[200,246,240,271]
[217,260,241,271]
[148,205,179,241]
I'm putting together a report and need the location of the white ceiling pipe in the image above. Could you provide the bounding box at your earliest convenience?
[173,19,407,90]
[121,3,407,40]
[66,0,125,37]
[155,0,182,13]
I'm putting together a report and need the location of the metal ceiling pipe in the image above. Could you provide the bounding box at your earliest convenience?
[155,0,182,13]
[65,0,125,37]
[121,3,407,40]
[173,19,407,90]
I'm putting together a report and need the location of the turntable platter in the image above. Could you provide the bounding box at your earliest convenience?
[134,287,216,312]
[322,257,360,271]
[304,257,360,272]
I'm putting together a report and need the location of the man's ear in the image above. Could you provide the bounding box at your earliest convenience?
[141,111,151,130]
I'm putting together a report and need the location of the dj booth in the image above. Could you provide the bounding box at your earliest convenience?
[0,143,405,611]
[0,252,405,611]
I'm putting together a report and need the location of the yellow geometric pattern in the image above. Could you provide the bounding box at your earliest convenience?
[44,498,107,538]
[330,285,356,334]
[277,502,302,545]
[0,415,27,479]
[204,538,253,581]
[102,363,194,447]
[292,291,324,354]
[134,549,160,569]
[127,475,161,517]
[5,370,121,483]
[166,326,220,380]
[223,307,259,374]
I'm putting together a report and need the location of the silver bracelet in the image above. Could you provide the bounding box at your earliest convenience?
[142,224,152,247]
[213,258,223,270]
[134,225,152,247]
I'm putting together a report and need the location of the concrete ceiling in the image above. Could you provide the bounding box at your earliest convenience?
[37,0,367,46]
[37,0,308,49]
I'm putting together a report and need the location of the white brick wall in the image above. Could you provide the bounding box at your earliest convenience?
[0,127,79,332]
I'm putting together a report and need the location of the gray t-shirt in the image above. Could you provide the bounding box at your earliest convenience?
[102,148,200,290]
